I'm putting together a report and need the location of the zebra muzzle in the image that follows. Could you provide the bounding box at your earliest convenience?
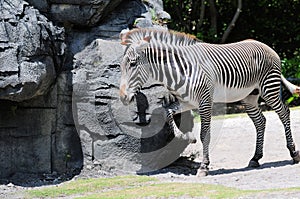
[120,92,135,105]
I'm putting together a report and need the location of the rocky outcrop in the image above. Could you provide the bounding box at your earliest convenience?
[26,0,123,27]
[25,0,170,28]
[0,0,81,178]
[0,0,65,102]
[0,0,189,178]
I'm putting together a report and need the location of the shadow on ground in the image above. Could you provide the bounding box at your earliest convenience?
[146,157,294,176]
[0,169,80,187]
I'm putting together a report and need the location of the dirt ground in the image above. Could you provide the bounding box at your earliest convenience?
[155,108,300,197]
[1,109,300,198]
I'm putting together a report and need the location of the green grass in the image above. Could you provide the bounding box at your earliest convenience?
[25,175,300,199]
[26,175,157,198]
[193,111,248,123]
[79,182,255,199]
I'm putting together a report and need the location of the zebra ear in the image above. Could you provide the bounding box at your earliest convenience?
[143,36,151,43]
[120,29,130,45]
[135,36,151,55]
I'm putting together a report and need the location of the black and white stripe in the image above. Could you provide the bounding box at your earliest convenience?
[120,28,300,175]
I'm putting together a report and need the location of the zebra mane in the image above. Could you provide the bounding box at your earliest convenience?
[120,28,200,46]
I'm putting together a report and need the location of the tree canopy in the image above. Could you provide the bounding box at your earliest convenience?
[163,0,300,61]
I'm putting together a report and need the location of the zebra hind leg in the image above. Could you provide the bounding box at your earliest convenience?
[163,96,196,144]
[263,95,300,164]
[241,94,266,168]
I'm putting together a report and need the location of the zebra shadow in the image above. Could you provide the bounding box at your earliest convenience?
[150,158,293,176]
[209,159,293,176]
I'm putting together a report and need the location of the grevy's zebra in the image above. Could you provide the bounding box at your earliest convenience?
[119,28,300,176]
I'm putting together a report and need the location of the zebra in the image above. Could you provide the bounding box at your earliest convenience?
[119,28,300,176]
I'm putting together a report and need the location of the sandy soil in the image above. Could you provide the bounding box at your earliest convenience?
[154,108,300,197]
[1,109,300,198]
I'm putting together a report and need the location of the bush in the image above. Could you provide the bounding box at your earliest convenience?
[281,49,300,78]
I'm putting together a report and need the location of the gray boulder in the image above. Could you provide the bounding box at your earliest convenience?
[26,0,123,27]
[0,0,65,102]
[72,39,194,173]
[25,0,170,28]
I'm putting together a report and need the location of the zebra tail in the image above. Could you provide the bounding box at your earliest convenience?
[281,75,300,95]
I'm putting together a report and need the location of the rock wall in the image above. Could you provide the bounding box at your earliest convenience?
[0,0,191,178]
[0,0,81,178]
[0,0,65,101]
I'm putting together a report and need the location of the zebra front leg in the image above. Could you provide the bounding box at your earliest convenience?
[166,109,196,144]
[196,104,212,177]
[162,94,196,144]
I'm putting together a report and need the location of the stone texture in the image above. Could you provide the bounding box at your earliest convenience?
[0,71,83,178]
[0,100,54,176]
[0,0,82,178]
[0,0,65,102]
[135,0,170,28]
[65,0,170,60]
[0,0,174,178]
[26,0,123,27]
[25,0,170,28]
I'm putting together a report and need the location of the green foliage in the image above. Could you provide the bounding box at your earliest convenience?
[163,0,300,58]
[163,0,222,43]
[281,48,300,105]
[281,49,300,78]
[286,93,299,105]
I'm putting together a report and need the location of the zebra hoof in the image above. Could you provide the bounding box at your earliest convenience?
[248,160,260,168]
[187,134,197,144]
[292,150,300,164]
[175,132,196,144]
[196,169,209,177]
[189,137,197,144]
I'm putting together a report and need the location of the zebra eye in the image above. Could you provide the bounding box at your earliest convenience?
[129,61,137,68]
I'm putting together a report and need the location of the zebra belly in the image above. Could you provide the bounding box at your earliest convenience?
[213,85,257,103]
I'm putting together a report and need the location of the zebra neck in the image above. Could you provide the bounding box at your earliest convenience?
[146,45,196,89]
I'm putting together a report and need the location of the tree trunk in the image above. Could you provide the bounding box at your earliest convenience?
[209,0,217,35]
[197,0,206,30]
[221,0,242,43]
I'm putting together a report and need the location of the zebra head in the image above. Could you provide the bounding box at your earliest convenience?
[119,36,151,105]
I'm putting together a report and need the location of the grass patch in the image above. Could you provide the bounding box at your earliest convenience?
[193,111,248,123]
[26,175,157,198]
[26,175,300,199]
[80,182,254,199]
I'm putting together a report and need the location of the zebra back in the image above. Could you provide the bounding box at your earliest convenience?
[120,28,201,47]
